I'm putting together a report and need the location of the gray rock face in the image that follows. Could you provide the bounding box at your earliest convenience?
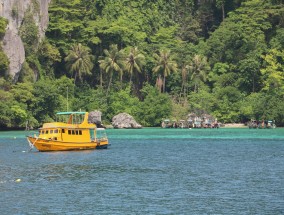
[0,0,51,81]
[112,113,142,129]
[88,110,102,125]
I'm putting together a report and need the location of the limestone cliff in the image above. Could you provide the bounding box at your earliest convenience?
[0,0,50,81]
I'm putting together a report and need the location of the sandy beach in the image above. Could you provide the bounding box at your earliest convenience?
[224,123,247,128]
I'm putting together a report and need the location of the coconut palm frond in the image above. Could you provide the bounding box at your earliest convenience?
[65,43,94,84]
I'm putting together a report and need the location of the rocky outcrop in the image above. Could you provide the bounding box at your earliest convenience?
[0,0,51,81]
[112,113,142,129]
[88,110,104,128]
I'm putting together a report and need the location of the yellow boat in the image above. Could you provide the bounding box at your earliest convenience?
[27,112,109,152]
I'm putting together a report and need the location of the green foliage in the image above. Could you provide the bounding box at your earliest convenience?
[239,92,265,121]
[152,49,178,93]
[19,11,39,56]
[261,49,284,95]
[18,61,36,83]
[209,62,230,84]
[125,47,145,82]
[10,83,35,105]
[0,17,8,39]
[10,105,28,128]
[0,80,31,129]
[205,0,280,67]
[136,84,172,126]
[213,86,244,122]
[0,89,13,128]
[239,92,284,125]
[0,18,8,77]
[0,77,12,91]
[38,40,61,78]
[0,52,9,77]
[107,86,140,120]
[65,43,94,83]
[188,87,217,116]
[98,44,125,92]
[237,58,261,93]
[31,0,40,14]
[269,28,284,49]
[1,0,284,128]
[188,54,210,92]
[102,16,148,47]
[32,79,67,123]
[11,5,19,19]
[170,101,190,122]
[72,85,108,117]
[150,26,182,50]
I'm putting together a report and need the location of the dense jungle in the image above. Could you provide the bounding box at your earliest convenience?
[0,0,284,129]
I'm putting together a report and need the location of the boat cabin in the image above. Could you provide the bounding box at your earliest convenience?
[38,112,97,142]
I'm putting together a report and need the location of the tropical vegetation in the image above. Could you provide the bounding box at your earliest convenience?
[0,0,284,129]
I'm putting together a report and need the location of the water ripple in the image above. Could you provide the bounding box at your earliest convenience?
[0,129,283,214]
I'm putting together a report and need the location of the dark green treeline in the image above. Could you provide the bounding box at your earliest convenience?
[1,0,284,129]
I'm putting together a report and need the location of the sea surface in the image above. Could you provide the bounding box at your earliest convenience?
[0,128,284,215]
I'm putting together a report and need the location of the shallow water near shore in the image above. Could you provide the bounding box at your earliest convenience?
[0,128,284,214]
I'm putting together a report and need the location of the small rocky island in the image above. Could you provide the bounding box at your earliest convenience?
[112,113,142,129]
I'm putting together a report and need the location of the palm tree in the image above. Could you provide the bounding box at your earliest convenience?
[65,43,94,84]
[181,64,190,98]
[152,49,178,93]
[216,0,225,21]
[125,47,145,84]
[98,44,125,93]
[188,54,210,92]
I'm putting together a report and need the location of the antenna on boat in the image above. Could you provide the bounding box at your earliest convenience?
[67,86,69,111]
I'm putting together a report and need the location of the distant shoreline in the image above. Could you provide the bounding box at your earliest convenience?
[223,123,247,128]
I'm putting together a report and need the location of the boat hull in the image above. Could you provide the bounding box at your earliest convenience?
[27,136,108,152]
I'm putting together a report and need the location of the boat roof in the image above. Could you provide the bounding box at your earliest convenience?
[56,112,86,115]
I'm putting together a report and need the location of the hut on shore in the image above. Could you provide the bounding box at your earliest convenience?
[161,113,219,128]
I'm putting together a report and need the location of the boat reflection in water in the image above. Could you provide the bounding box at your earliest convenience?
[27,112,109,152]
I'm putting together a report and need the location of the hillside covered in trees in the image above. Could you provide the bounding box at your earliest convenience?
[0,0,284,129]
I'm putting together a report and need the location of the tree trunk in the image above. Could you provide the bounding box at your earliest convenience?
[74,72,77,84]
[163,76,166,93]
[107,72,113,95]
[222,4,225,21]
[120,72,123,82]
[252,73,255,93]
[129,70,133,83]
[100,69,103,87]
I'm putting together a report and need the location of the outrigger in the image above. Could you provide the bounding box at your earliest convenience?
[27,112,109,152]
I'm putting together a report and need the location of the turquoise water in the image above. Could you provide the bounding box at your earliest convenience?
[0,128,284,214]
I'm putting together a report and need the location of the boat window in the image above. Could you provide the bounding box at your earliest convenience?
[45,130,49,134]
[50,130,54,134]
[79,130,82,135]
[72,130,75,135]
[54,129,58,134]
[62,129,65,133]
[90,129,95,140]
[75,130,79,135]
[68,130,71,135]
